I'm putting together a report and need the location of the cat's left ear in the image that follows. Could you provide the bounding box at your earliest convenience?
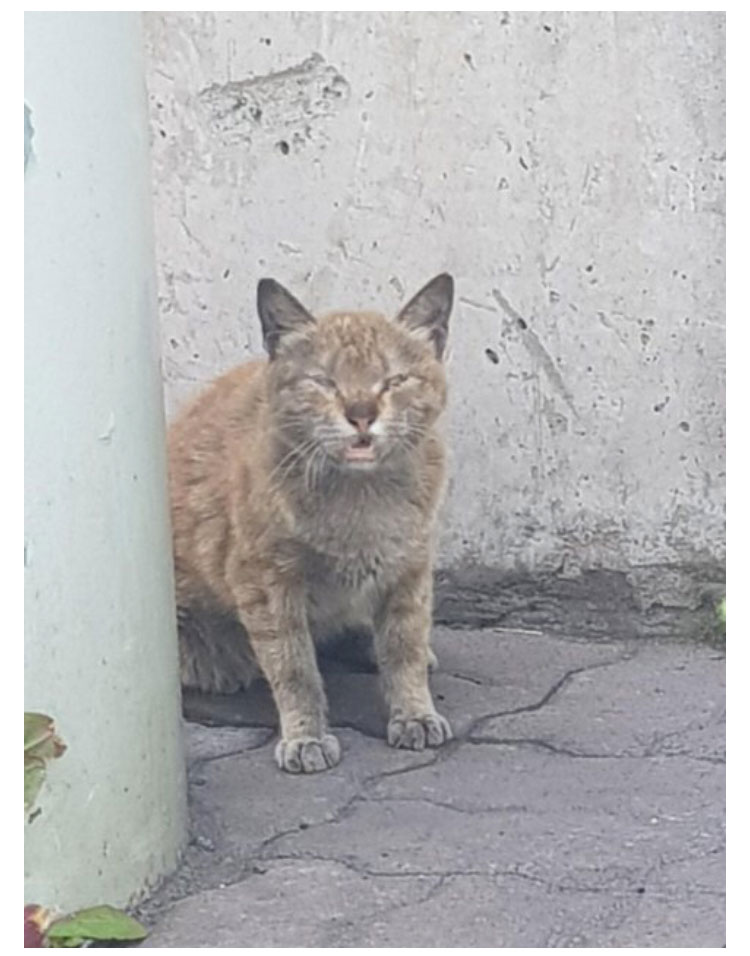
[257,279,316,359]
[395,273,454,359]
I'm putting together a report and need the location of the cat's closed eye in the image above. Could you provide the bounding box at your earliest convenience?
[382,373,411,391]
[304,373,338,391]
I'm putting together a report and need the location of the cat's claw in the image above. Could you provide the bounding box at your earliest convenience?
[275,733,341,774]
[387,712,452,750]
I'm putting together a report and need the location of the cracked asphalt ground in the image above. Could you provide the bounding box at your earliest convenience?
[137,627,725,947]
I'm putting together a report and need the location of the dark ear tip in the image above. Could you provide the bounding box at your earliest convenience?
[257,278,278,296]
[432,273,454,296]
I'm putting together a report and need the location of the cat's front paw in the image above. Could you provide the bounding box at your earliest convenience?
[387,712,452,750]
[274,733,341,774]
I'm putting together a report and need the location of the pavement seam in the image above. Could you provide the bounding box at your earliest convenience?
[463,736,726,763]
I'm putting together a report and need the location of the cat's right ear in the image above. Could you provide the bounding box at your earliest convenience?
[395,273,454,359]
[257,279,316,359]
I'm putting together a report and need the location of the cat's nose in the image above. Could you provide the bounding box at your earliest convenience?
[344,399,378,433]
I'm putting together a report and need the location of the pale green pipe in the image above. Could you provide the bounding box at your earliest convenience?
[25,12,186,910]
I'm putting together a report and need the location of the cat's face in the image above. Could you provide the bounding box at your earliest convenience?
[258,275,453,474]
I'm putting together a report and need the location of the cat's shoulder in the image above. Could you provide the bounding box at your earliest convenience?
[172,359,268,424]
[202,358,268,402]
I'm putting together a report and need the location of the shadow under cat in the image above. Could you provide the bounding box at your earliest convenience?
[182,630,389,741]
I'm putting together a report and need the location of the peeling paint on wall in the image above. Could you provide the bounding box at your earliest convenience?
[198,53,349,147]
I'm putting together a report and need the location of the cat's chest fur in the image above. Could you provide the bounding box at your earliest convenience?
[293,485,427,635]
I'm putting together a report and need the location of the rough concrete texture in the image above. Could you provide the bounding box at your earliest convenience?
[434,564,726,645]
[137,626,725,947]
[143,12,725,604]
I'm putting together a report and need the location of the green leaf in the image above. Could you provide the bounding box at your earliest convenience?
[717,598,726,626]
[25,713,54,751]
[24,756,46,813]
[25,712,66,761]
[24,714,66,814]
[46,906,147,943]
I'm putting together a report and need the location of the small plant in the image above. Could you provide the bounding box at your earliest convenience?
[24,713,148,947]
[25,713,66,820]
[25,903,147,948]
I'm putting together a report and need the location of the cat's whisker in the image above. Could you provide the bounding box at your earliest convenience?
[303,444,320,493]
[313,446,329,491]
[268,439,314,478]
[266,436,319,490]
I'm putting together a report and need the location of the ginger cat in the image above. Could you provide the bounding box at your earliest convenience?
[168,274,454,773]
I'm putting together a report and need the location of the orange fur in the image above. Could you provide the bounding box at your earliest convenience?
[168,275,454,772]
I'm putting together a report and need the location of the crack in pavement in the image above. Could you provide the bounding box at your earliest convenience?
[362,751,440,782]
[466,736,619,756]
[253,849,721,904]
[465,655,631,739]
[140,637,723,941]
[183,654,640,867]
[188,733,275,768]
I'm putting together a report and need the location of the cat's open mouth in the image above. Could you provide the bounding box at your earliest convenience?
[343,437,376,464]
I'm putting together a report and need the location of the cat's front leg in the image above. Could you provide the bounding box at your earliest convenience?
[232,576,340,774]
[374,566,453,750]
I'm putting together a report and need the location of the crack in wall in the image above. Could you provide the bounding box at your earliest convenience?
[492,288,579,418]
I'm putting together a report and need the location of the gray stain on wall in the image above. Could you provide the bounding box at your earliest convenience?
[24,104,34,170]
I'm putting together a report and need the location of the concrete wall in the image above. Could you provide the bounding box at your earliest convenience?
[25,13,186,909]
[143,12,724,594]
